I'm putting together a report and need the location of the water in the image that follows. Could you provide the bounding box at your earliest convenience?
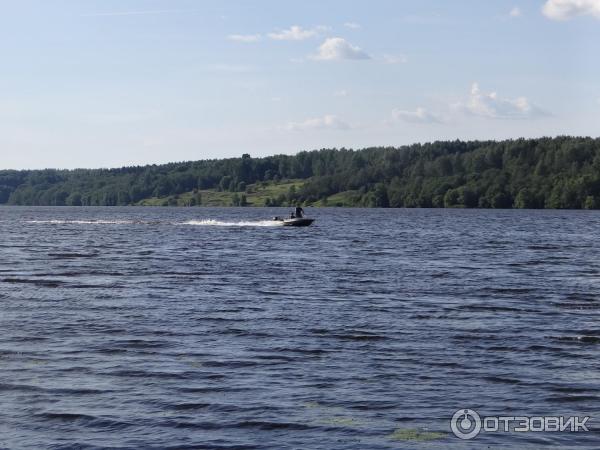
[1,206,600,449]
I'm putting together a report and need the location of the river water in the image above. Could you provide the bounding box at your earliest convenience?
[1,206,599,449]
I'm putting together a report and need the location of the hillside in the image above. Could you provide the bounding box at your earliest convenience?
[1,136,600,209]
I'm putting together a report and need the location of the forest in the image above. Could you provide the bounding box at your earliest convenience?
[1,136,600,209]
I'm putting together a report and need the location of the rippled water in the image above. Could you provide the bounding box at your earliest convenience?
[1,206,600,449]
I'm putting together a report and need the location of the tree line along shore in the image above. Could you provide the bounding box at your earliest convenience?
[1,136,600,209]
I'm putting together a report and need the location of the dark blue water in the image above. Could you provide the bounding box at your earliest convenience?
[1,207,600,449]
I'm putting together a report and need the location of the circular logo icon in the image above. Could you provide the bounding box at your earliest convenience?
[451,408,482,440]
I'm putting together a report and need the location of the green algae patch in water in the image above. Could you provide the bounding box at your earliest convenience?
[302,402,321,409]
[387,428,446,441]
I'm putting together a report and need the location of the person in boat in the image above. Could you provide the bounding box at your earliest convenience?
[294,206,304,218]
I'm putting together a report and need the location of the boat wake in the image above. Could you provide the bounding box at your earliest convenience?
[25,218,284,227]
[26,220,135,225]
[181,219,282,227]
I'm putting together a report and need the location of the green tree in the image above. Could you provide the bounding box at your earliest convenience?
[583,196,599,209]
[491,192,512,209]
[66,192,82,206]
[444,188,460,207]
[514,188,536,209]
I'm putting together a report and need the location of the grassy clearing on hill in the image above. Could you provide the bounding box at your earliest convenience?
[312,190,362,207]
[137,179,306,207]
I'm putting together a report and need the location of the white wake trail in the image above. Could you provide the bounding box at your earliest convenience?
[26,218,284,227]
[181,219,282,227]
[26,220,135,225]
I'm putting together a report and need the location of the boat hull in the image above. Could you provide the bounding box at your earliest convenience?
[282,218,314,227]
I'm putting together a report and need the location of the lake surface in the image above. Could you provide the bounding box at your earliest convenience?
[1,206,600,449]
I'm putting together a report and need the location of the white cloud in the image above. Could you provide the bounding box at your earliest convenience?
[268,25,326,41]
[228,34,261,43]
[458,83,545,119]
[383,54,408,64]
[334,89,348,97]
[542,0,600,20]
[285,115,350,131]
[391,107,442,124]
[509,6,522,17]
[344,22,361,29]
[312,37,371,61]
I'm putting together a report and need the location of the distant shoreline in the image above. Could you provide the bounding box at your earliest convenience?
[2,137,600,209]
[3,205,600,210]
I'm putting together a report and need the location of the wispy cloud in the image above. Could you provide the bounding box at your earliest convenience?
[268,25,327,41]
[228,34,261,43]
[509,6,522,17]
[285,114,350,131]
[344,22,361,29]
[391,107,442,124]
[312,37,371,61]
[456,83,546,119]
[542,0,600,20]
[81,9,193,17]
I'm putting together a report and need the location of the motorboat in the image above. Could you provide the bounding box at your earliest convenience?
[283,217,314,227]
[272,216,315,227]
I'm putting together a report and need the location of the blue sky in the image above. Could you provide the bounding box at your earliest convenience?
[1,0,599,169]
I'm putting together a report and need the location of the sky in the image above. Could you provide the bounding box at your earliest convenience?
[0,0,599,169]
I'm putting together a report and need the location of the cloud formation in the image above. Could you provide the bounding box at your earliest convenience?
[344,22,361,29]
[391,107,442,124]
[228,34,261,43]
[542,0,600,20]
[268,25,324,41]
[459,83,544,119]
[509,6,522,17]
[312,38,370,61]
[285,115,350,131]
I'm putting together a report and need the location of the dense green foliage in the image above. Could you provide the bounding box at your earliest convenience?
[2,136,600,208]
